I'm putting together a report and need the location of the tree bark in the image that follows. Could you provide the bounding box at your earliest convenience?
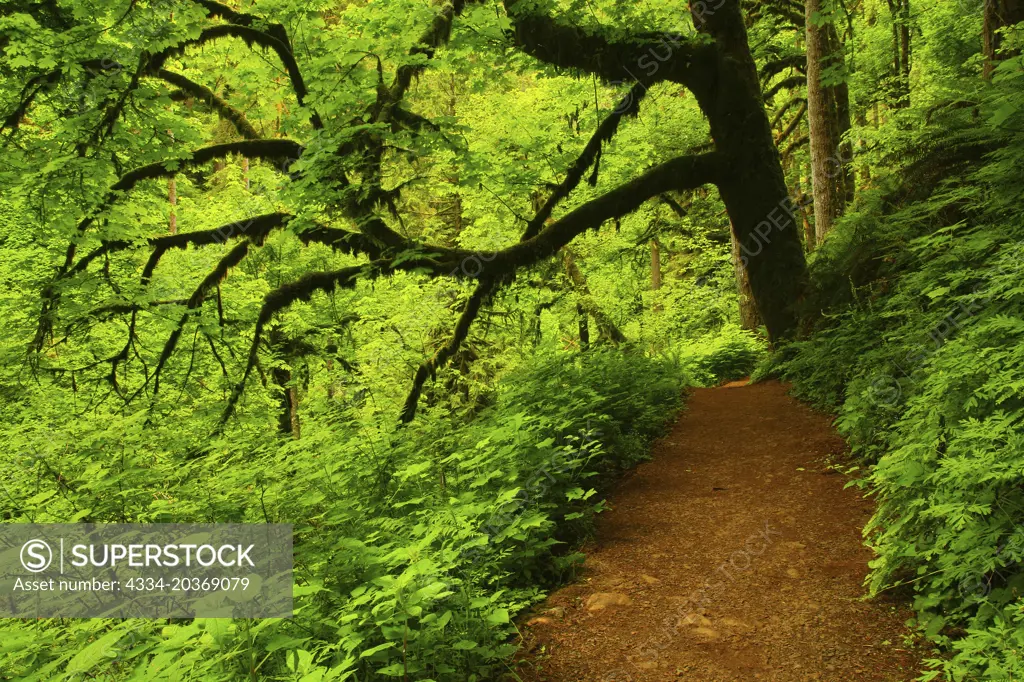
[886,0,911,107]
[268,328,301,439]
[168,130,177,234]
[806,0,844,244]
[984,0,1024,78]
[563,249,627,344]
[686,1,809,341]
[826,22,855,204]
[730,221,762,330]
[650,239,662,293]
[792,167,816,252]
[577,303,590,350]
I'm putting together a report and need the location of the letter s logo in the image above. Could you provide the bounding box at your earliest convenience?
[21,539,52,573]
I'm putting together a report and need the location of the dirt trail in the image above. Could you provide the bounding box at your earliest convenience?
[516,380,920,682]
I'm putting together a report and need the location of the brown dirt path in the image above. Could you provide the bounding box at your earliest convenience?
[514,380,921,682]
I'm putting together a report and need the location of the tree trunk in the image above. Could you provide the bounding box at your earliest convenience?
[827,22,855,204]
[288,386,301,439]
[855,108,871,187]
[792,169,815,252]
[168,130,177,234]
[689,0,809,341]
[268,329,301,439]
[886,0,911,107]
[650,238,663,313]
[576,303,590,350]
[806,0,844,244]
[563,249,627,344]
[650,239,662,292]
[730,221,762,330]
[984,0,1024,78]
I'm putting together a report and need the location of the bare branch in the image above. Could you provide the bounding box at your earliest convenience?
[153,241,251,394]
[775,101,807,146]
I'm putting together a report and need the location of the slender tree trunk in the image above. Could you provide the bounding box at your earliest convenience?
[886,0,911,107]
[576,303,590,350]
[288,386,301,439]
[269,329,301,439]
[650,238,663,313]
[806,0,843,244]
[855,108,871,187]
[827,22,855,203]
[650,239,662,292]
[984,0,1024,78]
[793,170,815,252]
[563,249,627,344]
[168,130,177,234]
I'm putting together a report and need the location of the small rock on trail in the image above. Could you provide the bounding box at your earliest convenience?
[515,381,921,681]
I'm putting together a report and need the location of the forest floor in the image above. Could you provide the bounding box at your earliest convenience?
[513,380,923,682]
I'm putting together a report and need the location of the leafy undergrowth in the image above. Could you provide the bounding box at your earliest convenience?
[678,323,767,385]
[761,53,1024,681]
[0,343,765,681]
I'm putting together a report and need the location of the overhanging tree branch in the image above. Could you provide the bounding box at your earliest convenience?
[761,54,806,82]
[66,139,301,257]
[192,0,291,45]
[67,212,383,284]
[398,277,495,424]
[219,264,368,426]
[34,145,299,352]
[215,151,721,425]
[522,82,649,242]
[763,75,806,102]
[775,101,807,145]
[489,152,722,272]
[149,23,322,129]
[500,0,715,90]
[152,241,251,394]
[769,96,807,129]
[154,69,260,140]
[781,133,809,159]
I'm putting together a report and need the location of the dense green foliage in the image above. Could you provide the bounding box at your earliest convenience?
[766,17,1024,679]
[0,0,774,678]
[1,348,698,680]
[1,0,1022,678]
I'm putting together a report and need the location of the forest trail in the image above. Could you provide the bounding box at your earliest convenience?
[516,380,921,682]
